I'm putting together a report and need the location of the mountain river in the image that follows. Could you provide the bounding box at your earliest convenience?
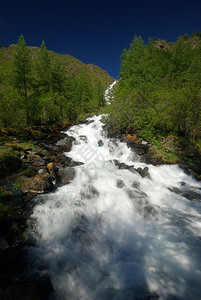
[29,101,201,300]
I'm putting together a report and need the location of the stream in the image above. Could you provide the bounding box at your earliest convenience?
[29,114,201,299]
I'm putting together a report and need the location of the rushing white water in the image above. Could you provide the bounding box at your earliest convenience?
[104,81,117,104]
[30,115,201,300]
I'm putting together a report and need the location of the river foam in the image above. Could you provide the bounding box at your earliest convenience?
[30,114,201,300]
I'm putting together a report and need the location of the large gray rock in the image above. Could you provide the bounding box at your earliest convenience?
[56,136,76,152]
[58,167,76,185]
[141,152,163,166]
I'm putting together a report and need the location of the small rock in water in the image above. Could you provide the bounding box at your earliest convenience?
[79,135,88,142]
[116,180,125,188]
[98,139,104,147]
[136,167,149,177]
[132,181,140,189]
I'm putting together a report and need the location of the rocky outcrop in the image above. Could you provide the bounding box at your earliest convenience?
[111,160,150,178]
[0,125,82,297]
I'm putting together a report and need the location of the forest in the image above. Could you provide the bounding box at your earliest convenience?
[0,35,112,128]
[108,33,201,141]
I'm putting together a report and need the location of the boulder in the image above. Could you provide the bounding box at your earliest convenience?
[141,152,163,166]
[58,167,76,185]
[130,143,149,155]
[122,134,149,155]
[56,136,76,152]
[136,167,149,178]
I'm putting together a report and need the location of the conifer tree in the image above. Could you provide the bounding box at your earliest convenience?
[13,35,31,126]
[37,40,51,92]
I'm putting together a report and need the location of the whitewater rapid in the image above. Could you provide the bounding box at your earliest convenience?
[30,115,201,300]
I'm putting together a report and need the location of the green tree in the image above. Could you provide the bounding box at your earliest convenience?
[182,33,189,41]
[196,31,201,39]
[12,35,31,126]
[96,80,105,107]
[36,40,51,92]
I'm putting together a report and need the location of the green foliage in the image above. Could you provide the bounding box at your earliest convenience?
[196,31,201,39]
[109,35,201,141]
[12,35,32,126]
[0,36,113,128]
[182,33,189,41]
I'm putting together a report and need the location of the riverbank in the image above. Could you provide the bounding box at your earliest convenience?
[104,121,201,181]
[0,121,86,299]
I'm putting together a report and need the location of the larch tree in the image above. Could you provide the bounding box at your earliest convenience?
[13,35,31,126]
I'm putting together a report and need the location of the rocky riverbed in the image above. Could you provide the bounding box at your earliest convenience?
[0,117,200,299]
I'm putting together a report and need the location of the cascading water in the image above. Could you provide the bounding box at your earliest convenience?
[104,81,117,104]
[30,92,201,300]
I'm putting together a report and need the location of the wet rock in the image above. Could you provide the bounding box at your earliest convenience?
[134,144,149,155]
[56,154,73,167]
[110,159,120,166]
[119,162,130,170]
[136,167,149,178]
[117,180,125,188]
[141,152,163,166]
[178,162,194,177]
[122,135,149,155]
[79,135,88,142]
[98,139,104,147]
[110,160,134,170]
[86,119,94,125]
[55,154,83,168]
[128,166,136,174]
[143,205,159,218]
[132,181,140,189]
[168,187,201,201]
[56,135,76,152]
[58,167,76,185]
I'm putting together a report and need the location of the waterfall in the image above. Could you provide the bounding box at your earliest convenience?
[30,117,201,300]
[104,81,117,104]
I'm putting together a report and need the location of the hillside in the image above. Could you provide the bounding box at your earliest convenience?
[0,44,113,88]
[0,37,114,128]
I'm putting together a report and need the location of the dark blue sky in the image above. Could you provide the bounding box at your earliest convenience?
[1,0,201,78]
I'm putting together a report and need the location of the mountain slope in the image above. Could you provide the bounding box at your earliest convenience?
[0,44,113,88]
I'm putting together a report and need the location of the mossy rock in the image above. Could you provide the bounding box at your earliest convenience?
[0,154,22,178]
